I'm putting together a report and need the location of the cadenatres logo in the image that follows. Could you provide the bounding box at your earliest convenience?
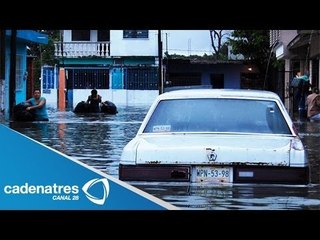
[82,178,110,205]
[3,178,110,205]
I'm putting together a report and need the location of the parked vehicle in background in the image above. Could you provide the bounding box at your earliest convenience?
[119,89,309,184]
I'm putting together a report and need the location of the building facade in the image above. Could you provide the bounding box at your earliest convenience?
[0,30,48,120]
[52,30,260,109]
[270,30,320,116]
[53,30,160,109]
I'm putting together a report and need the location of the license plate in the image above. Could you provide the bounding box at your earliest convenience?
[192,166,233,183]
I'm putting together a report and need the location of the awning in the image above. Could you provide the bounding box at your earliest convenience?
[6,30,48,44]
[287,34,311,50]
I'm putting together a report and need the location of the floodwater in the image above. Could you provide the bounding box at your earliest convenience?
[6,106,320,210]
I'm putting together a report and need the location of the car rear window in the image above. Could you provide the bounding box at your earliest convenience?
[143,98,291,134]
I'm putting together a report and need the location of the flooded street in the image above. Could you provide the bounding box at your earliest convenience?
[6,106,320,210]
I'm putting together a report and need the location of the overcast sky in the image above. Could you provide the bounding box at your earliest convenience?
[161,30,233,56]
[162,30,214,56]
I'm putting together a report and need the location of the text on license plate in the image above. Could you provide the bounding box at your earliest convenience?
[193,166,233,183]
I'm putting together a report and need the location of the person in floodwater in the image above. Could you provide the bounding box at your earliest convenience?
[293,73,310,120]
[306,87,320,122]
[25,89,49,121]
[86,89,106,112]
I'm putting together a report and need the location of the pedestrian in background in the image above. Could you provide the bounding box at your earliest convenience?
[306,87,320,122]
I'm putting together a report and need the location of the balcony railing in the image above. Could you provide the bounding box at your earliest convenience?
[54,41,110,58]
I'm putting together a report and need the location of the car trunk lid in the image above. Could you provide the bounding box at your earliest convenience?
[135,134,292,166]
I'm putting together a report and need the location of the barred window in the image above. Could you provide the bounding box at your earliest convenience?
[123,30,148,39]
[16,55,23,91]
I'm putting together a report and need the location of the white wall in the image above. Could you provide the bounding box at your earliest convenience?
[63,30,72,42]
[63,30,158,56]
[110,30,158,57]
[42,90,58,109]
[111,90,159,106]
[72,89,158,109]
[280,30,298,45]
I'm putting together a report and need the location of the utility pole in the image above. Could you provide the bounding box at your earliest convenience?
[188,38,191,56]
[165,33,168,53]
[9,30,17,119]
[158,30,163,94]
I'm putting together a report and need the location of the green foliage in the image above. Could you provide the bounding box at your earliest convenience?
[228,30,270,66]
[216,42,229,61]
[33,60,41,90]
[164,51,228,62]
[42,38,58,65]
[28,30,60,88]
[227,30,278,89]
[272,58,284,69]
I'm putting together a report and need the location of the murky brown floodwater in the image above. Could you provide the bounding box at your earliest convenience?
[5,106,320,210]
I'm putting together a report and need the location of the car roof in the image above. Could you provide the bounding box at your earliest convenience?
[158,89,282,101]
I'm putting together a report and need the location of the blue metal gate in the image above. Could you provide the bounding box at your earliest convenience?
[123,67,158,90]
[42,66,56,93]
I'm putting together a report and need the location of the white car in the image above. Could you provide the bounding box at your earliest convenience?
[119,89,309,184]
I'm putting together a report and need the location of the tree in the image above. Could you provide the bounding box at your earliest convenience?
[227,30,276,89]
[209,30,230,60]
[28,30,60,89]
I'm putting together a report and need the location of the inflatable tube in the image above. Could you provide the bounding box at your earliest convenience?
[74,101,90,113]
[101,101,118,114]
[74,101,118,114]
[13,103,36,121]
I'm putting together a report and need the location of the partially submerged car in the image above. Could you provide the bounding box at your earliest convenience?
[119,89,309,184]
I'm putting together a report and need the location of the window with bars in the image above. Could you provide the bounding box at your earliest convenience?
[123,30,148,39]
[16,55,23,91]
[67,68,110,89]
[124,67,158,90]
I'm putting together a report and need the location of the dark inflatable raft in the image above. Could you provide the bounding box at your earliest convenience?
[74,101,118,114]
[13,103,36,121]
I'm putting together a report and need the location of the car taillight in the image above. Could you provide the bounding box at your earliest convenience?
[291,137,305,151]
